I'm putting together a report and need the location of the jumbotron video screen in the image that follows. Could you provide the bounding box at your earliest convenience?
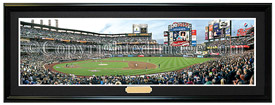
[19,18,255,86]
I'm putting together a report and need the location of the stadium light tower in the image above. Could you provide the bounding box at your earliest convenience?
[40,19,43,29]
[55,19,58,28]
[55,19,59,32]
[40,19,43,25]
[48,19,51,26]
[31,19,34,28]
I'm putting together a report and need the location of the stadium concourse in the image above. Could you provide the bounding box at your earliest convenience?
[20,22,255,85]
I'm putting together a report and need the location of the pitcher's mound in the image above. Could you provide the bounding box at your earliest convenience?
[98,64,108,66]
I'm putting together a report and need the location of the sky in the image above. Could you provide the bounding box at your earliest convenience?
[20,18,255,44]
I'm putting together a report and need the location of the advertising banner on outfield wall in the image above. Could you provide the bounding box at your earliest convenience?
[192,30,196,35]
[128,55,134,57]
[219,20,230,28]
[209,32,213,39]
[133,24,141,33]
[208,25,213,39]
[213,23,219,30]
[209,25,213,31]
[214,29,222,37]
[205,32,208,40]
[169,32,173,38]
[42,37,55,40]
[192,41,197,46]
[230,45,250,48]
[140,24,148,33]
[164,37,168,42]
[138,55,144,57]
[225,27,231,36]
[171,22,190,29]
[169,27,190,31]
[213,23,219,37]
[192,30,197,42]
[164,31,168,36]
[197,55,204,58]
[210,53,220,55]
[170,41,189,46]
[192,35,196,41]
[127,33,151,36]
[141,28,147,33]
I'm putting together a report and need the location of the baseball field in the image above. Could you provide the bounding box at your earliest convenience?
[51,57,213,76]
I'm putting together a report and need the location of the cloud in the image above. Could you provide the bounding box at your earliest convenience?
[99,24,112,33]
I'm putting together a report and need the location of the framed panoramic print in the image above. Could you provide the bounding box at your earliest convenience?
[4,3,272,102]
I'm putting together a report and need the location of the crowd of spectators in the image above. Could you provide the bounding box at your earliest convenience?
[207,37,254,47]
[20,52,103,85]
[21,26,156,44]
[20,26,254,85]
[20,50,254,85]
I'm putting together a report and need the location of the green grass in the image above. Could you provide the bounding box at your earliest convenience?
[53,57,213,76]
[78,62,129,68]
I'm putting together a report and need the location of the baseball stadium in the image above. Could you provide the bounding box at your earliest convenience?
[20,19,255,85]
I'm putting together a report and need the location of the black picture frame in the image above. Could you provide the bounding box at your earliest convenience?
[4,3,272,102]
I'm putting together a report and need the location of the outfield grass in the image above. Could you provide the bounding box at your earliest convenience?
[53,57,213,76]
[78,62,129,68]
